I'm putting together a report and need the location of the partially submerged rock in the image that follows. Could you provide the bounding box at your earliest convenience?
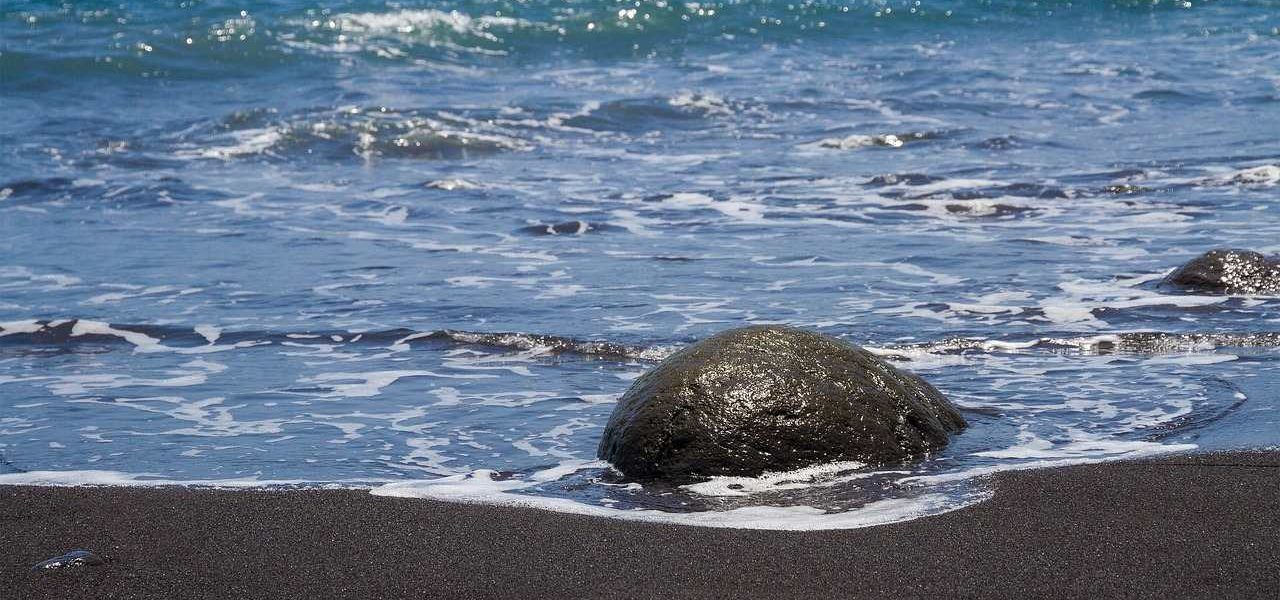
[517,220,618,236]
[597,326,966,481]
[1163,249,1280,295]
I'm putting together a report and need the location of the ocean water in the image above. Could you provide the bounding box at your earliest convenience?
[1,0,1278,529]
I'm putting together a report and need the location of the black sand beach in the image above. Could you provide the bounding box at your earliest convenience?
[4,451,1278,599]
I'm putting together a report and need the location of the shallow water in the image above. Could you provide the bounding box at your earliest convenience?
[1,0,1278,529]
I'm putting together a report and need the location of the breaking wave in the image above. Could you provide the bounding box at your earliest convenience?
[174,106,532,162]
[0,319,668,361]
[4,319,1276,363]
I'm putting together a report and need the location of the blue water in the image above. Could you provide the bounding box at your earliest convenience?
[2,0,1278,528]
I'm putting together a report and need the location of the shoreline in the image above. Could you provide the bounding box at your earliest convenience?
[4,450,1279,599]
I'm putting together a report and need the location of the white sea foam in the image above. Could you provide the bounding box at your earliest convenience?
[972,427,1192,460]
[379,206,409,225]
[71,319,166,352]
[556,393,619,411]
[807,134,907,150]
[749,257,965,286]
[403,437,459,474]
[537,284,586,299]
[425,178,481,190]
[69,395,289,437]
[863,345,976,369]
[0,470,381,488]
[179,127,284,160]
[288,9,536,58]
[1022,235,1117,248]
[1212,164,1280,186]
[0,266,82,289]
[194,325,222,344]
[85,285,199,305]
[1038,274,1227,328]
[669,92,735,117]
[680,461,868,497]
[661,192,766,223]
[1143,353,1238,366]
[0,470,170,486]
[0,319,43,337]
[66,320,266,355]
[333,9,527,39]
[907,441,1197,485]
[371,463,988,531]
[298,370,496,398]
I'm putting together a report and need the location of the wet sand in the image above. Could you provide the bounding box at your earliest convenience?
[4,451,1278,599]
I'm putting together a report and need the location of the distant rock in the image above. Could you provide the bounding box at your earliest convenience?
[865,173,944,187]
[816,132,933,150]
[1163,249,1280,295]
[597,326,966,481]
[32,549,104,571]
[1102,183,1149,195]
[974,135,1021,151]
[944,203,1035,218]
[517,220,618,236]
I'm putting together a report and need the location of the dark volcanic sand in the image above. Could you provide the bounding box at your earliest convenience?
[4,451,1279,599]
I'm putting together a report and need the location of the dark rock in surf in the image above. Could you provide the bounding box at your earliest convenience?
[975,135,1020,151]
[1102,183,1149,195]
[865,173,944,187]
[517,220,618,236]
[944,203,1035,218]
[597,326,966,481]
[1163,249,1280,295]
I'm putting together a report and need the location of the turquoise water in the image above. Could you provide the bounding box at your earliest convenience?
[1,0,1278,527]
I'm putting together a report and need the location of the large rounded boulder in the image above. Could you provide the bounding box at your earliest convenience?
[1163,249,1280,295]
[597,326,966,481]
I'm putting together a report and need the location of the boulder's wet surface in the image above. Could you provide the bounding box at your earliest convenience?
[599,326,965,481]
